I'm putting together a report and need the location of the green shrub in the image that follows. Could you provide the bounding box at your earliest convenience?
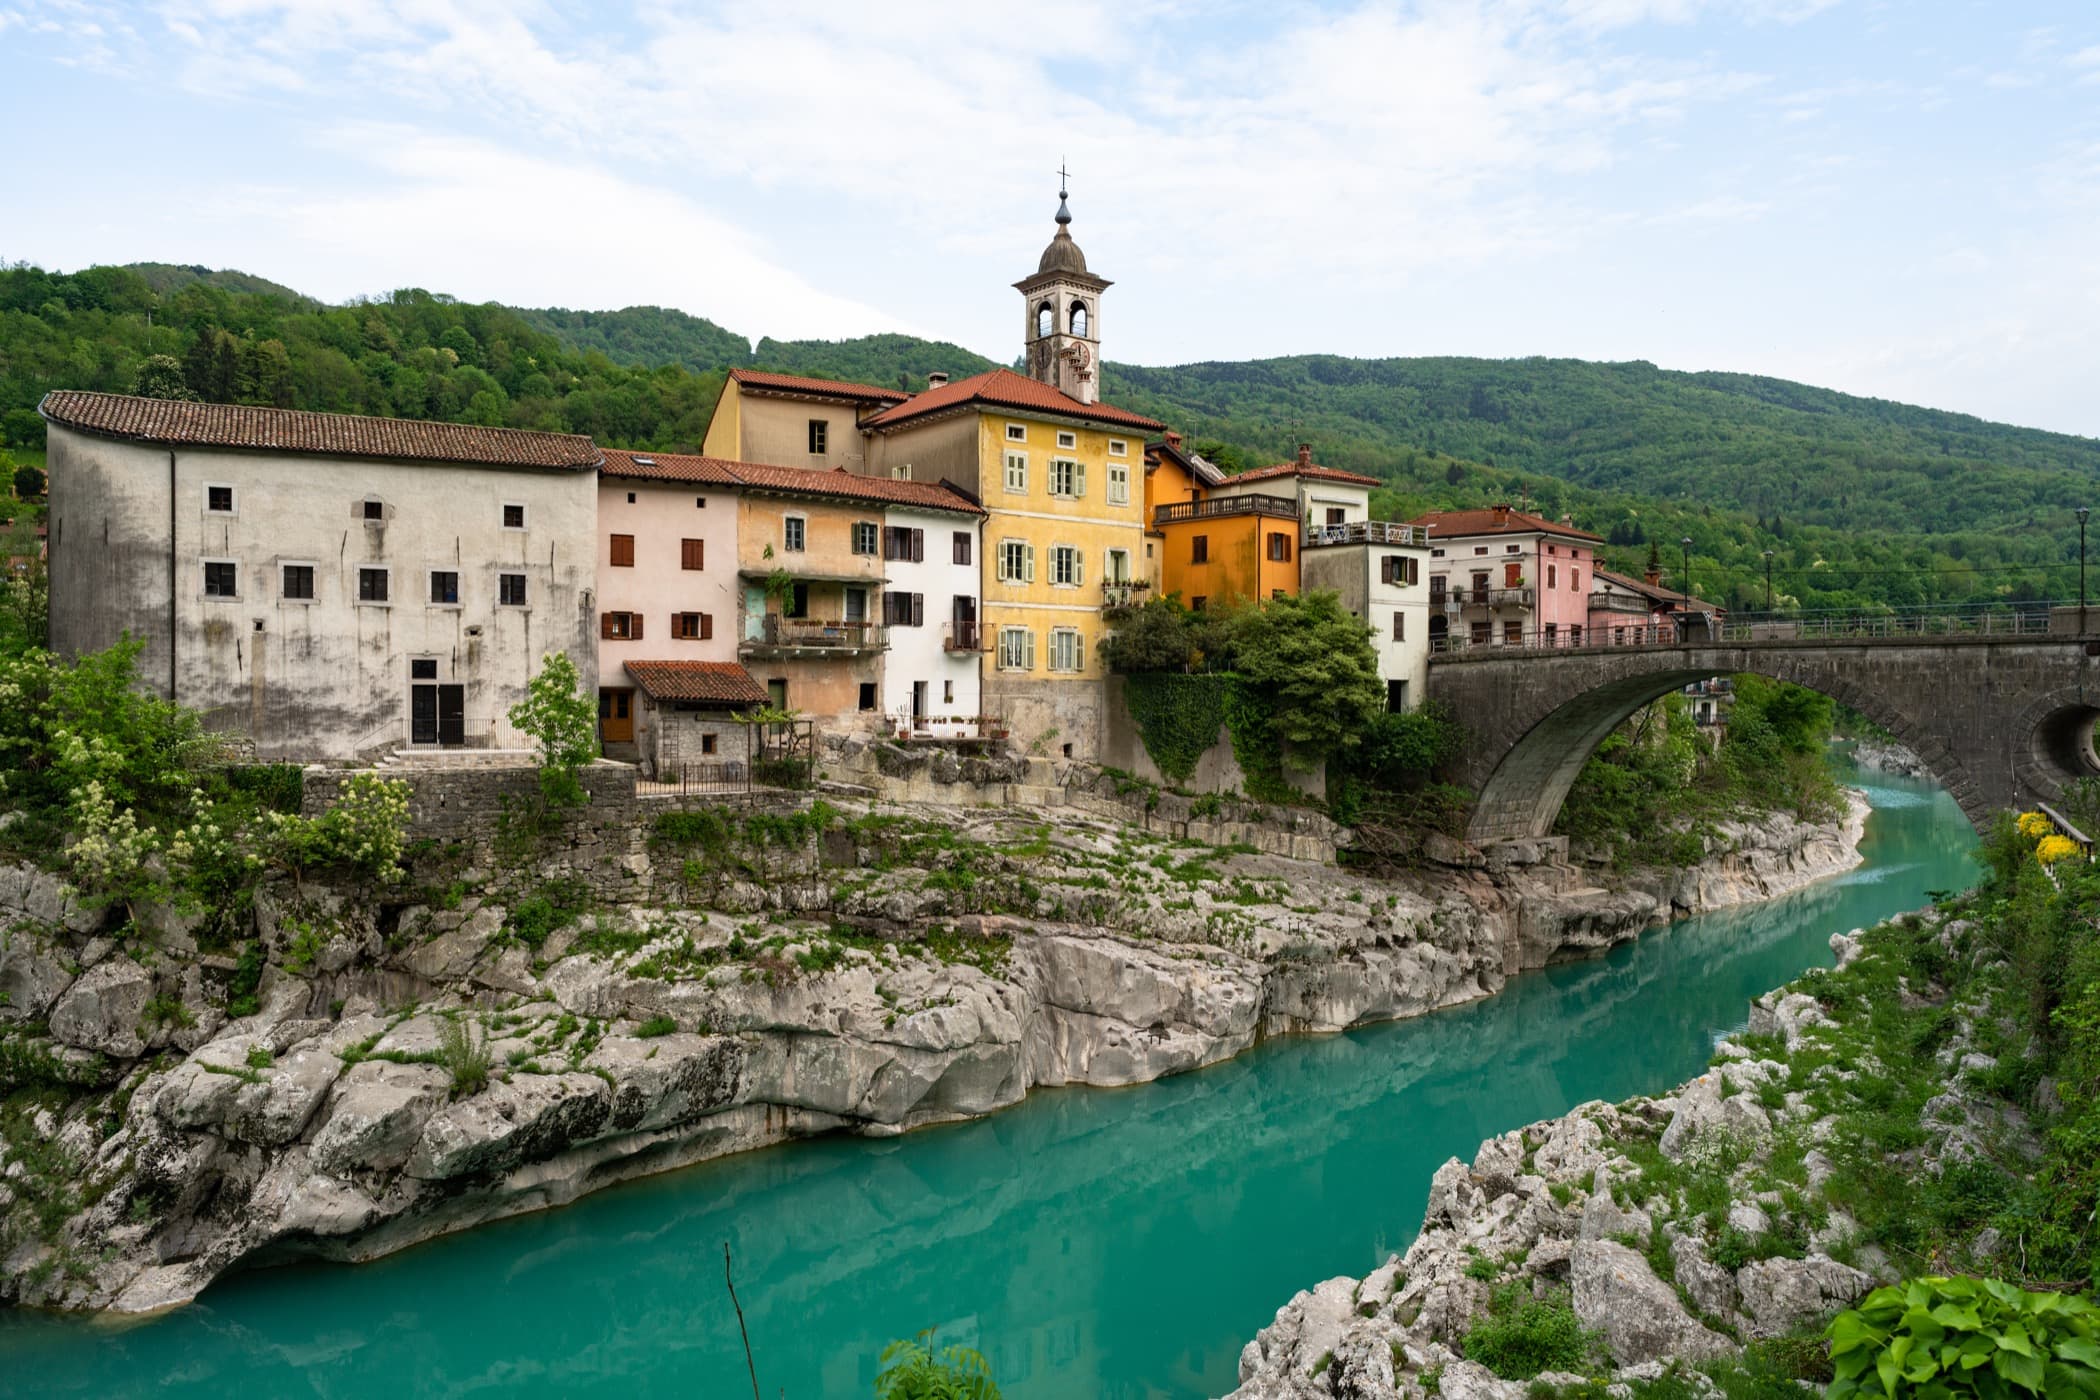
[873,1333,1000,1399]
[435,1016,491,1097]
[633,1015,675,1038]
[224,939,266,1018]
[1462,1283,1593,1381]
[1827,1276,2100,1398]
[506,883,587,950]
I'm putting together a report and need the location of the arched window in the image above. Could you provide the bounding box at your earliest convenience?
[1069,301,1089,337]
[1036,302,1054,339]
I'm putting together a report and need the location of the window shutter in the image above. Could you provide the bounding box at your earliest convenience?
[1074,549,1084,585]
[1393,613,1405,641]
[701,612,714,640]
[611,534,635,567]
[1073,462,1086,498]
[912,529,924,562]
[1025,629,1035,669]
[912,593,924,627]
[1074,632,1085,672]
[1025,544,1036,583]
[600,612,614,639]
[631,613,644,640]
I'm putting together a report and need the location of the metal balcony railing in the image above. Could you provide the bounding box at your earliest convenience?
[944,620,990,652]
[1588,595,1654,615]
[1303,520,1421,547]
[741,617,889,655]
[1102,581,1148,608]
[1153,495,1300,526]
[1489,587,1534,608]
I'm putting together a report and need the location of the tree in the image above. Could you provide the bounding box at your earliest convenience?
[11,464,46,499]
[507,652,598,807]
[130,354,197,401]
[1098,596,1234,674]
[1225,591,1383,756]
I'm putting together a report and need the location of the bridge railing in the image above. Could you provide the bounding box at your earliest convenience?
[1431,602,2079,657]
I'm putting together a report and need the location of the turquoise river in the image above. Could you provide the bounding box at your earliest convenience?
[0,763,1978,1399]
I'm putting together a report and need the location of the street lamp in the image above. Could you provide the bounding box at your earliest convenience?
[2080,507,2090,633]
[1763,549,1775,612]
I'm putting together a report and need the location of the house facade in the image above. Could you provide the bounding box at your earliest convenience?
[1297,518,1432,713]
[1412,505,1602,650]
[700,368,909,470]
[879,503,985,734]
[1587,566,1723,646]
[42,391,600,760]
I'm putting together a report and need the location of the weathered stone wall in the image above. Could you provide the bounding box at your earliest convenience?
[1430,636,2100,840]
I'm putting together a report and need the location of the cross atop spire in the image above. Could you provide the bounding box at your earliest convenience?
[1055,160,1072,226]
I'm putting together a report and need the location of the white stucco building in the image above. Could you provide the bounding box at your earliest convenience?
[1299,520,1433,713]
[878,502,985,732]
[42,391,601,760]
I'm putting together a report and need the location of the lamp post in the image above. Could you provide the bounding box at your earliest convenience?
[2080,507,2090,634]
[1763,549,1774,613]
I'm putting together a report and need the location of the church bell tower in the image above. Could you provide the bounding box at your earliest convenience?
[1015,175,1111,404]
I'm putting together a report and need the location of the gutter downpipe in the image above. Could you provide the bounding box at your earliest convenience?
[169,451,178,701]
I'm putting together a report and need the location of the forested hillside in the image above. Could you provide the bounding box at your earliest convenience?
[3,259,2096,614]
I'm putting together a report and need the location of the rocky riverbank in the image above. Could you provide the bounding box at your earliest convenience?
[1224,897,2029,1400]
[1846,736,1931,780]
[0,784,1866,1317]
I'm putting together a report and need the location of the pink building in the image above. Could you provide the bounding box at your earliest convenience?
[1411,505,1602,649]
[1588,566,1723,646]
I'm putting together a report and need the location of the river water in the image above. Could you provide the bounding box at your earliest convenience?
[2,764,1976,1399]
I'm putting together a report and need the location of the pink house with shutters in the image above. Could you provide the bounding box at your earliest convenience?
[1410,505,1603,649]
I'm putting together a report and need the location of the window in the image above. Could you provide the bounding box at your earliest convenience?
[943,680,954,704]
[852,522,878,556]
[1050,544,1082,587]
[281,564,314,601]
[1505,562,1522,587]
[784,517,806,552]
[1473,546,1487,556]
[844,588,867,623]
[808,419,828,454]
[1070,302,1088,337]
[1547,564,1557,589]
[1326,508,1347,527]
[1267,532,1292,562]
[767,678,788,710]
[695,496,708,509]
[358,567,389,603]
[610,534,635,567]
[429,571,459,605]
[411,659,438,680]
[1056,430,1076,450]
[499,573,527,606]
[1570,625,1582,645]
[997,539,1034,583]
[362,498,384,522]
[1191,596,1208,612]
[1571,569,1581,593]
[1035,303,1053,339]
[1049,627,1084,673]
[673,612,713,640]
[998,626,1034,671]
[1432,548,1445,558]
[1105,548,1131,584]
[1107,459,1129,505]
[952,531,972,565]
[883,526,925,562]
[701,733,718,756]
[203,560,238,597]
[502,503,526,530]
[1191,535,1209,564]
[1506,544,1521,554]
[1388,680,1409,713]
[1108,438,1127,457]
[205,484,235,515]
[883,592,925,627]
[1006,423,1028,443]
[1049,458,1084,498]
[1004,451,1028,494]
[783,583,810,619]
[1545,623,1558,643]
[600,611,641,640]
[1504,620,1522,644]
[627,493,636,504]
[1381,555,1420,586]
[858,682,877,711]
[681,538,706,570]
[1392,612,1406,642]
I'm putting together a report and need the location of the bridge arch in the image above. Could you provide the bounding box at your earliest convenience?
[1427,640,2100,844]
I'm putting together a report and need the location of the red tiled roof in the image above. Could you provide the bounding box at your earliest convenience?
[728,368,911,404]
[1408,506,1604,544]
[1594,568,1722,614]
[1229,460,1382,488]
[39,391,601,470]
[599,447,744,485]
[863,368,1163,433]
[727,461,984,515]
[624,660,769,706]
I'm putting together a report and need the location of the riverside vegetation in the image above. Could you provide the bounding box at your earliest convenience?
[1228,799,2100,1399]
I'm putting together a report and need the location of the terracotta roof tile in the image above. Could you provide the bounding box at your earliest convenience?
[624,660,770,706]
[863,368,1163,432]
[39,391,600,470]
[1229,460,1382,487]
[726,461,984,515]
[1408,506,1604,544]
[728,368,911,404]
[599,447,744,485]
[1593,568,1721,613]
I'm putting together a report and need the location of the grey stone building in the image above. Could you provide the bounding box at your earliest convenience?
[43,391,601,761]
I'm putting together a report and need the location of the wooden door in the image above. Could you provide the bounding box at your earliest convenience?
[599,687,634,743]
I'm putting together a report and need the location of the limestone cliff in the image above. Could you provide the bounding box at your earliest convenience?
[0,785,1865,1316]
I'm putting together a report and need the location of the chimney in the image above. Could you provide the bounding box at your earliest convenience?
[1491,504,1511,526]
[1165,430,1183,448]
[926,371,949,389]
[1296,443,1313,467]
[1645,564,1662,587]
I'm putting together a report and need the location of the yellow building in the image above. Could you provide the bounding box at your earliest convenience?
[700,368,908,468]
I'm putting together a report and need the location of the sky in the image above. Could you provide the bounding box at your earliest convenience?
[2,1,2097,437]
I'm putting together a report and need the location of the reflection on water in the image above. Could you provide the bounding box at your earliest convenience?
[0,765,1977,1400]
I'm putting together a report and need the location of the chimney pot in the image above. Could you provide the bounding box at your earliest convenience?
[926,371,949,389]
[1491,503,1511,525]
[1165,430,1182,448]
[1297,443,1312,466]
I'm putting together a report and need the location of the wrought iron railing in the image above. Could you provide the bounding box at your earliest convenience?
[1430,602,2085,659]
[944,620,989,652]
[1153,495,1300,525]
[742,617,888,652]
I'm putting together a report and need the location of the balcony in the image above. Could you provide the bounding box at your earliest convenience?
[1489,587,1534,608]
[1589,595,1653,616]
[944,620,990,653]
[1304,520,1421,548]
[1153,495,1300,526]
[739,616,888,659]
[1102,580,1149,609]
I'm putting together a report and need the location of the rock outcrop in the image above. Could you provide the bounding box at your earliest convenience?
[0,784,1868,1316]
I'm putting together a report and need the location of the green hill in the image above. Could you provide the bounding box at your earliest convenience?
[3,260,2094,614]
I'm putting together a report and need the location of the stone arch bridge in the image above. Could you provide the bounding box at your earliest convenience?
[1429,636,2100,844]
